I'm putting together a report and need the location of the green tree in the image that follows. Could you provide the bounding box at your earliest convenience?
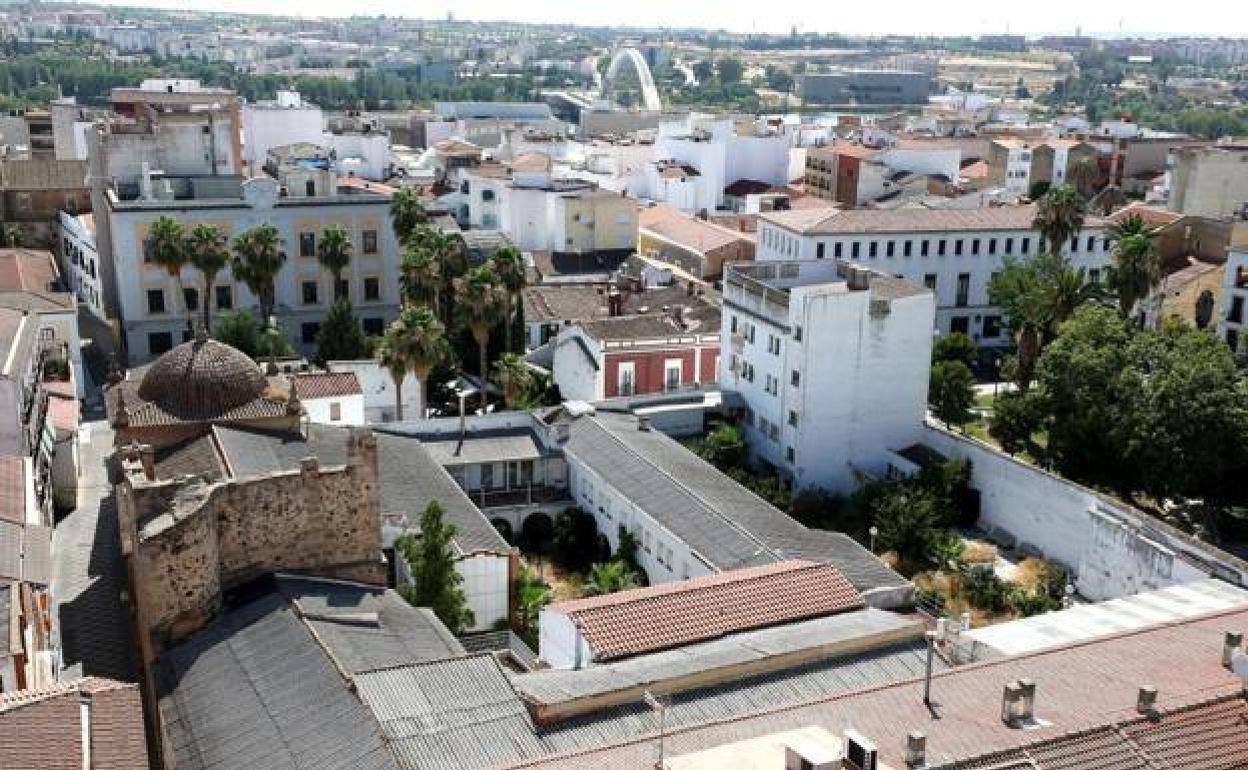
[930,360,976,428]
[397,501,474,634]
[400,242,441,314]
[932,332,978,368]
[490,245,526,353]
[692,58,714,84]
[377,305,451,421]
[186,223,229,334]
[989,391,1043,456]
[231,224,286,325]
[389,186,427,246]
[698,423,746,469]
[1033,184,1086,255]
[717,56,744,84]
[1028,180,1051,201]
[492,352,533,410]
[1107,217,1161,319]
[146,215,190,328]
[317,223,352,300]
[871,486,947,572]
[584,560,640,596]
[454,266,507,413]
[213,309,293,360]
[315,298,369,363]
[512,562,551,645]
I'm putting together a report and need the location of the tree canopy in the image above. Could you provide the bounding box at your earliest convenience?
[397,501,475,634]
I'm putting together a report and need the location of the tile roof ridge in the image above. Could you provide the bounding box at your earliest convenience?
[0,676,133,712]
[354,650,503,677]
[581,413,783,565]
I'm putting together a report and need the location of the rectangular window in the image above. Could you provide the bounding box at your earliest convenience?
[886,241,895,258]
[183,287,199,311]
[790,369,800,387]
[335,278,349,301]
[363,276,381,301]
[1004,237,1014,254]
[619,362,636,396]
[1021,237,1031,255]
[786,446,796,464]
[363,230,378,255]
[1069,236,1079,254]
[982,315,1002,338]
[971,239,980,256]
[869,241,878,258]
[329,402,342,422]
[956,273,970,307]
[951,316,970,335]
[1086,235,1095,252]
[834,242,843,258]
[301,322,320,344]
[816,242,825,259]
[147,289,165,314]
[730,315,738,334]
[299,232,316,257]
[793,324,803,341]
[903,240,912,257]
[920,240,930,257]
[363,317,385,336]
[216,285,233,310]
[937,239,946,256]
[1089,268,1101,284]
[954,239,964,256]
[788,410,798,427]
[924,273,937,291]
[148,331,173,355]
[851,242,860,259]
[664,359,682,391]
[302,281,319,305]
[988,238,997,255]
[1230,296,1244,324]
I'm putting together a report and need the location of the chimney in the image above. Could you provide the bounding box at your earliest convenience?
[1001,681,1025,727]
[1018,679,1036,722]
[905,731,927,768]
[1136,685,1158,715]
[138,444,156,481]
[1223,632,1243,668]
[637,416,651,431]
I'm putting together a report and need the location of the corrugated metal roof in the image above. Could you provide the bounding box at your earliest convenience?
[419,430,546,467]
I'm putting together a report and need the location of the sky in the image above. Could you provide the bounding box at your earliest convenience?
[93,0,1242,40]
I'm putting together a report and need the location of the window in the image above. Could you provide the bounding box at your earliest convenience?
[788,410,798,427]
[886,241,895,258]
[786,446,796,464]
[746,323,755,344]
[869,241,878,258]
[1088,268,1101,284]
[790,369,800,387]
[730,315,738,334]
[301,322,320,344]
[1231,296,1245,324]
[183,287,199,312]
[305,179,316,197]
[364,276,380,301]
[768,334,781,355]
[302,281,319,305]
[764,373,778,396]
[481,463,494,490]
[148,331,173,355]
[1021,237,1031,255]
[1228,328,1240,354]
[363,317,385,336]
[147,289,165,314]
[924,273,937,291]
[1069,236,1079,254]
[920,240,930,257]
[851,242,860,259]
[954,239,963,256]
[482,189,495,202]
[1086,235,1095,252]
[216,285,233,310]
[903,240,912,257]
[988,238,997,255]
[956,273,970,307]
[664,359,682,391]
[937,239,946,256]
[793,324,802,341]
[816,242,825,258]
[618,362,636,396]
[950,316,969,335]
[834,242,843,258]
[971,239,980,256]
[982,315,1002,337]
[299,232,316,257]
[329,402,342,422]
[363,230,378,255]
[1004,237,1014,254]
[335,279,349,300]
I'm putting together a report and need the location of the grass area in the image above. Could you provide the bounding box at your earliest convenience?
[521,555,588,602]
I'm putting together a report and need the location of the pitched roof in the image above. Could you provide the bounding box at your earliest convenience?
[0,678,147,770]
[761,204,1104,236]
[1106,200,1185,229]
[292,371,363,399]
[559,411,908,597]
[640,204,752,255]
[548,560,863,661]
[503,606,1248,770]
[0,520,50,583]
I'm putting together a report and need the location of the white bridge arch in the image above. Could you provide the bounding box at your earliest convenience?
[601,47,663,111]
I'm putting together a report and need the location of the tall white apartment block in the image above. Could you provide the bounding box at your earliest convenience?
[756,205,1111,345]
[720,260,935,493]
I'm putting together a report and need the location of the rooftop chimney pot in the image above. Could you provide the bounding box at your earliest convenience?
[1137,685,1158,714]
[905,731,927,768]
[1223,632,1243,668]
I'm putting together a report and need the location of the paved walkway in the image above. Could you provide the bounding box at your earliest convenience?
[51,418,136,682]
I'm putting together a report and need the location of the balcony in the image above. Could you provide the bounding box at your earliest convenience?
[472,485,569,510]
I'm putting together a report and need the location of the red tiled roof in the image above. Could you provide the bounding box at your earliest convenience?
[0,249,58,295]
[508,606,1248,770]
[292,372,362,400]
[548,560,864,661]
[640,204,752,255]
[0,678,147,770]
[1107,201,1184,228]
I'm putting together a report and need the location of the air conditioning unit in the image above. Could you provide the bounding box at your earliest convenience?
[843,730,877,770]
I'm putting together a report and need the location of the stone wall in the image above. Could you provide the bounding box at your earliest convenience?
[921,422,1248,602]
[118,427,386,653]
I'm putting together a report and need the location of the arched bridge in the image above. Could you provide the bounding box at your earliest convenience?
[601,47,663,111]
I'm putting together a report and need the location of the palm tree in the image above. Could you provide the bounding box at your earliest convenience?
[389,187,427,246]
[400,243,442,314]
[454,266,507,413]
[147,215,190,330]
[231,224,286,325]
[379,305,451,420]
[317,224,353,300]
[1033,184,1086,256]
[1108,232,1161,319]
[492,352,533,410]
[490,245,526,353]
[186,224,230,334]
[1107,213,1153,242]
[584,561,639,597]
[1068,156,1101,199]
[376,331,409,422]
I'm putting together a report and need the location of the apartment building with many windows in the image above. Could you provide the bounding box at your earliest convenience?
[755,205,1110,345]
[720,260,934,493]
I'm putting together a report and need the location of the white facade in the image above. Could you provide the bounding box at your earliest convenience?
[721,261,934,493]
[327,359,423,422]
[1218,246,1248,355]
[328,131,392,182]
[57,211,106,322]
[241,92,325,169]
[392,533,509,632]
[103,176,402,362]
[755,208,1111,345]
[301,393,366,426]
[551,326,604,403]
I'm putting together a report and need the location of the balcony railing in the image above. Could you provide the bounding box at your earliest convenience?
[473,485,568,510]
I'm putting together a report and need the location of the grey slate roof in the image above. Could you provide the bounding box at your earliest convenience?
[274,575,465,674]
[156,592,400,770]
[213,425,509,556]
[419,429,545,467]
[560,411,909,594]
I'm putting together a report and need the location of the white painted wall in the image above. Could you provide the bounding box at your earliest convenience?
[919,423,1248,601]
[552,326,604,402]
[241,101,325,168]
[537,608,593,668]
[301,393,366,426]
[58,211,106,323]
[329,132,392,182]
[327,360,422,423]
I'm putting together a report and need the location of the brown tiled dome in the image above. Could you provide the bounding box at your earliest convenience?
[137,338,267,418]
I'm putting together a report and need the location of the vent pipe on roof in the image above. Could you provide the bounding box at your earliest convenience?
[1136,685,1158,715]
[1223,631,1243,668]
[637,416,651,431]
[905,731,927,768]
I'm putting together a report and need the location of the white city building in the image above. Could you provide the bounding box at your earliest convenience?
[1218,241,1248,355]
[720,261,934,493]
[241,90,325,170]
[100,170,402,361]
[755,205,1111,344]
[291,371,366,425]
[57,211,106,322]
